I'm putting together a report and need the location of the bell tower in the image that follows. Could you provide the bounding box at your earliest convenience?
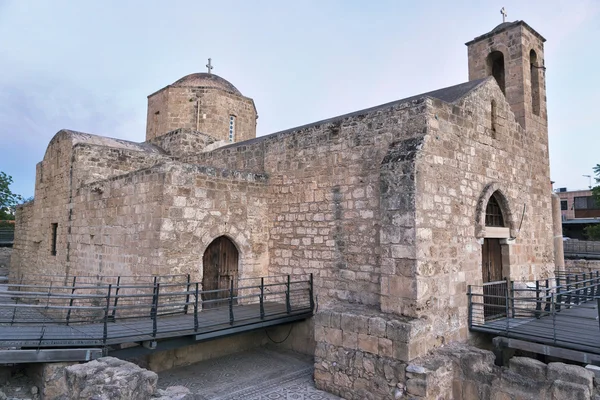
[466,20,547,134]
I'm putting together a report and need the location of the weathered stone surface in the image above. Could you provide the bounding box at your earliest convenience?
[64,357,157,400]
[550,380,591,400]
[548,362,594,392]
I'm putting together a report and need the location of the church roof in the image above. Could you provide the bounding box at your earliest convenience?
[218,78,489,150]
[172,73,243,96]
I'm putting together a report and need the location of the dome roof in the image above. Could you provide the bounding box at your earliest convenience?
[490,21,515,34]
[171,73,242,96]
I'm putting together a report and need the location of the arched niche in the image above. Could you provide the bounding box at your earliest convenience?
[475,183,517,239]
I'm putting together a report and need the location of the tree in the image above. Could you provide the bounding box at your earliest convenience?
[584,164,600,240]
[0,171,23,222]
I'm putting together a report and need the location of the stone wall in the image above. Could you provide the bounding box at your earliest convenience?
[408,79,555,345]
[565,258,600,272]
[143,319,314,372]
[188,99,430,309]
[148,128,218,158]
[11,130,168,281]
[316,341,599,400]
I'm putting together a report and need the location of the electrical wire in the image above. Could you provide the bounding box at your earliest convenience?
[265,324,293,344]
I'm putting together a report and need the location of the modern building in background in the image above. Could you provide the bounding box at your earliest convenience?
[555,187,600,239]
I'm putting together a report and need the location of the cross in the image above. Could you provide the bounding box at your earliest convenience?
[500,7,507,23]
[206,58,213,74]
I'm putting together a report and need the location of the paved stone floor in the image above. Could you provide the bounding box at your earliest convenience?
[158,347,341,400]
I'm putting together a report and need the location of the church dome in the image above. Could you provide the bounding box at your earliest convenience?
[490,21,515,34]
[172,73,242,96]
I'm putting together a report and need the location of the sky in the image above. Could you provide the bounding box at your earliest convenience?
[0,0,598,198]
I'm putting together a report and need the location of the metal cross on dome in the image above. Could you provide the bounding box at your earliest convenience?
[206,58,213,74]
[500,7,507,23]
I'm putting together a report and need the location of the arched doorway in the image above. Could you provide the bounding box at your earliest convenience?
[202,236,239,308]
[482,192,508,319]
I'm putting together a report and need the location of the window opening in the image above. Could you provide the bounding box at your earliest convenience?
[487,51,505,95]
[51,223,58,256]
[485,194,505,227]
[530,50,541,116]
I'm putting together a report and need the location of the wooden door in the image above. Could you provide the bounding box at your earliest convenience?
[482,238,506,320]
[202,237,239,308]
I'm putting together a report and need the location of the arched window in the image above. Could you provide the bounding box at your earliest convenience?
[485,193,505,227]
[491,100,497,138]
[530,50,541,116]
[487,51,505,95]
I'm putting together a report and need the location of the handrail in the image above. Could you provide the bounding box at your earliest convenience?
[0,273,315,346]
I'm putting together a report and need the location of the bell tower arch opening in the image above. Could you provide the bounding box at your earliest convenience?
[487,51,506,95]
[202,236,239,308]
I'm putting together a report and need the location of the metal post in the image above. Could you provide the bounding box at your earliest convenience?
[597,298,600,335]
[544,279,550,312]
[309,273,315,311]
[259,277,265,320]
[194,282,199,332]
[566,276,572,307]
[551,294,557,344]
[467,285,472,328]
[505,281,510,335]
[583,273,589,302]
[510,280,515,318]
[151,276,158,317]
[286,275,291,314]
[152,283,160,338]
[111,276,121,321]
[66,276,77,326]
[184,274,191,315]
[575,275,581,305]
[103,284,112,345]
[535,280,541,318]
[229,278,234,325]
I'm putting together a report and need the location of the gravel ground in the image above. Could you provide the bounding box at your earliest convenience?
[158,347,340,400]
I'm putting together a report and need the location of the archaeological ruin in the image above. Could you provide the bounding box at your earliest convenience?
[8,18,585,399]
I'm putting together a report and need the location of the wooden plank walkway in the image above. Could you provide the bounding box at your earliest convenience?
[0,301,311,348]
[471,302,600,355]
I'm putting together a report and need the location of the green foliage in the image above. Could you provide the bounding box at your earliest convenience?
[0,171,23,221]
[584,164,600,240]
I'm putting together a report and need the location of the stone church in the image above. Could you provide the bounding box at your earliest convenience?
[12,19,557,398]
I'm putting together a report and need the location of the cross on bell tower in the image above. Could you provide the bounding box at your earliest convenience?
[206,58,213,74]
[500,7,507,23]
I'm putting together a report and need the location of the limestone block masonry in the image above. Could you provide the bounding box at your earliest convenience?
[10,19,560,400]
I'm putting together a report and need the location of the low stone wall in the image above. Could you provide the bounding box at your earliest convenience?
[313,307,432,399]
[565,258,600,272]
[316,336,600,400]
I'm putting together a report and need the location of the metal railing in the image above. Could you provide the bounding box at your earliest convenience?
[0,273,314,347]
[468,272,600,352]
[0,229,14,245]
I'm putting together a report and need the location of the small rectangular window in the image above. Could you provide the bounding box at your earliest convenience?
[574,197,589,210]
[560,200,568,211]
[51,223,58,256]
[229,115,236,142]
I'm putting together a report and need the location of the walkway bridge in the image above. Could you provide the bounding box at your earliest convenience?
[469,271,600,365]
[0,273,314,363]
